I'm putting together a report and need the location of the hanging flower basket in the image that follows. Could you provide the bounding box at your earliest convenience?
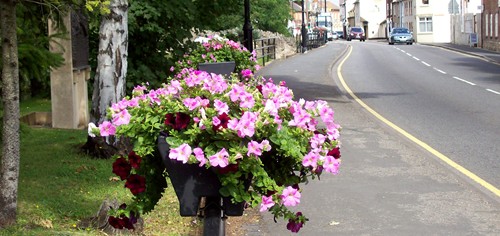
[89,38,342,233]
[157,132,250,217]
[198,61,236,76]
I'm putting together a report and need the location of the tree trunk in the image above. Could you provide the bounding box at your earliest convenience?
[91,0,128,124]
[0,0,20,228]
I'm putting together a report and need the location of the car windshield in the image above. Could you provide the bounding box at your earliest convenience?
[392,28,410,34]
[351,28,362,33]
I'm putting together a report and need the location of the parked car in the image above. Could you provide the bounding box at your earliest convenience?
[336,31,344,39]
[388,27,413,45]
[347,27,365,41]
[328,31,338,40]
[327,31,334,41]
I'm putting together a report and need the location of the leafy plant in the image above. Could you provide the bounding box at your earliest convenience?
[90,39,342,233]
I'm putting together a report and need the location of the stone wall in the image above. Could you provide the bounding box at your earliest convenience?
[255,30,297,60]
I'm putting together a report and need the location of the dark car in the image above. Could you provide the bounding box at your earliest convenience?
[347,27,365,41]
[388,27,413,45]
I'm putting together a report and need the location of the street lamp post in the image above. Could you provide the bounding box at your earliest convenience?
[301,0,307,52]
[243,0,253,52]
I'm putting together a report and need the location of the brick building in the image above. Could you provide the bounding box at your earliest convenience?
[482,0,500,52]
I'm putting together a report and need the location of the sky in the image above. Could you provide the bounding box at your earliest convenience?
[328,0,339,7]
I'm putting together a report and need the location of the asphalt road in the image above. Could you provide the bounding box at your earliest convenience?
[339,41,500,189]
[247,41,500,236]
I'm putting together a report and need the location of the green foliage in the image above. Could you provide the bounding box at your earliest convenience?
[204,0,292,35]
[87,0,291,94]
[252,0,293,35]
[122,0,195,90]
[85,0,110,14]
[0,3,68,99]
[120,0,247,90]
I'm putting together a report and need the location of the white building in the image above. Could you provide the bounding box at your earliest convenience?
[414,0,451,43]
[344,0,387,39]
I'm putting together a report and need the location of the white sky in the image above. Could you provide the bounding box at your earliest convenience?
[328,0,340,6]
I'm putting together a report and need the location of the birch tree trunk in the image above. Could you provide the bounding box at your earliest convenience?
[0,0,20,228]
[91,0,128,124]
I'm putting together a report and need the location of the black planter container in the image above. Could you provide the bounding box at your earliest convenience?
[157,133,247,216]
[198,61,235,76]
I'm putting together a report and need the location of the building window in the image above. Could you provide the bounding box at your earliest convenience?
[496,13,498,37]
[419,17,432,32]
[490,14,495,37]
[422,0,429,4]
[485,14,489,37]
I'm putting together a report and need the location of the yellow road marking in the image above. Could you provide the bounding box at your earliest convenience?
[336,46,500,198]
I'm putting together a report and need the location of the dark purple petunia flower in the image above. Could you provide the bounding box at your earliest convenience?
[165,112,191,131]
[286,212,304,233]
[164,113,176,127]
[125,174,146,195]
[112,157,131,180]
[327,147,341,159]
[108,216,123,229]
[213,113,230,131]
[256,85,263,94]
[286,219,303,233]
[128,151,142,169]
[174,112,191,130]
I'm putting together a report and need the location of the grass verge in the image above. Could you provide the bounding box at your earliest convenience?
[0,98,197,235]
[1,98,258,235]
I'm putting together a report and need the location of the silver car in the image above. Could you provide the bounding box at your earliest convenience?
[388,27,413,45]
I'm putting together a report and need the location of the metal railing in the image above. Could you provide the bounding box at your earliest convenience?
[306,31,327,49]
[295,31,327,53]
[254,37,277,66]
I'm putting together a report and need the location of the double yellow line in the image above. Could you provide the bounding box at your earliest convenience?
[336,46,500,198]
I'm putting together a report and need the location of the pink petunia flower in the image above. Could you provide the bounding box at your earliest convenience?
[99,121,116,137]
[169,144,192,164]
[212,116,221,126]
[193,147,206,167]
[260,195,275,212]
[260,140,272,152]
[214,99,229,115]
[241,69,253,78]
[209,148,229,168]
[239,92,255,109]
[247,140,263,157]
[228,84,245,102]
[302,151,319,169]
[323,156,340,174]
[281,186,301,207]
[112,109,131,126]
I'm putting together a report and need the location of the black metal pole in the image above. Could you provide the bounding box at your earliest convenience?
[301,0,307,53]
[324,0,328,43]
[243,0,253,52]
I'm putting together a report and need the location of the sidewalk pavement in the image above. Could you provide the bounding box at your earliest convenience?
[422,43,500,65]
[248,42,500,235]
